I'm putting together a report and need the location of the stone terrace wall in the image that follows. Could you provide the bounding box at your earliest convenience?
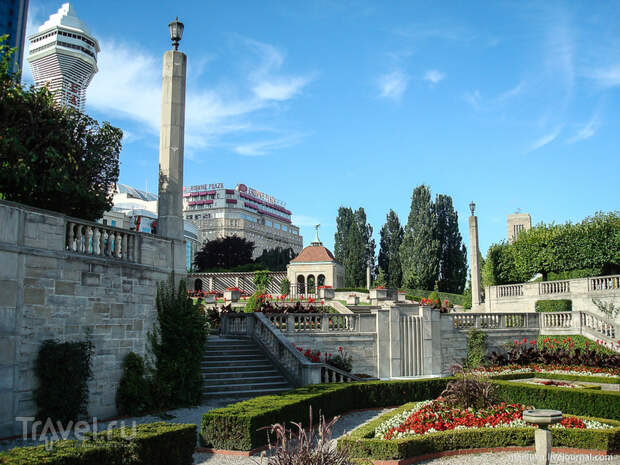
[284,333,377,378]
[0,200,183,437]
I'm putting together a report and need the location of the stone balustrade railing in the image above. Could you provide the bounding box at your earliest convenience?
[541,312,573,329]
[66,219,138,262]
[486,274,620,314]
[264,313,360,332]
[450,312,537,329]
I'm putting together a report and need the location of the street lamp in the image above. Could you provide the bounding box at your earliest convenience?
[469,201,476,216]
[168,17,184,50]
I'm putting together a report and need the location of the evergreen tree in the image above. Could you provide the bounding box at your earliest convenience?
[334,207,354,263]
[335,206,375,287]
[399,185,440,289]
[378,209,404,288]
[193,236,255,270]
[435,195,468,293]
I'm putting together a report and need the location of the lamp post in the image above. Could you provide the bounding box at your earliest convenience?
[158,17,188,279]
[168,17,184,50]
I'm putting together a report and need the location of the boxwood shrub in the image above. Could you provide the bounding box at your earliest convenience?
[339,405,620,460]
[493,380,620,420]
[535,299,572,312]
[0,422,196,465]
[490,372,620,385]
[201,377,620,451]
[200,379,449,450]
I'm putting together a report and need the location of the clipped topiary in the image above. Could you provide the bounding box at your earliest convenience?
[116,352,151,416]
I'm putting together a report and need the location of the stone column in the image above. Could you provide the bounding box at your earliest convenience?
[366,266,371,290]
[468,203,482,309]
[158,48,187,277]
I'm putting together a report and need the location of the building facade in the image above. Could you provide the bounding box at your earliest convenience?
[183,183,303,258]
[1,0,29,74]
[27,3,98,112]
[507,212,532,243]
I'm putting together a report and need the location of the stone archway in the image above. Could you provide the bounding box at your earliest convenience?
[194,278,203,291]
[307,275,315,294]
[297,275,306,295]
[317,274,326,287]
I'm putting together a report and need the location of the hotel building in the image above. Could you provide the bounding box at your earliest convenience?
[183,183,303,258]
[27,3,98,112]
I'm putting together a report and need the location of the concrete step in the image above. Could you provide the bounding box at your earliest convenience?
[204,380,290,392]
[200,359,270,368]
[203,354,266,361]
[203,376,287,386]
[201,363,275,373]
[204,386,293,398]
[202,369,281,380]
[205,348,263,356]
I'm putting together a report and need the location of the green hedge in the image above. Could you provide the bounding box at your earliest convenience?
[490,372,620,384]
[401,288,465,306]
[201,377,620,451]
[334,288,370,293]
[200,379,448,450]
[535,299,572,312]
[339,405,620,460]
[493,380,620,420]
[0,422,196,465]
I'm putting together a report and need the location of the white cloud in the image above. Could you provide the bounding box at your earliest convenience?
[378,70,409,100]
[423,69,445,84]
[587,66,620,88]
[234,134,303,156]
[463,90,481,109]
[291,215,322,227]
[24,21,312,156]
[530,126,562,151]
[567,114,600,143]
[497,81,525,101]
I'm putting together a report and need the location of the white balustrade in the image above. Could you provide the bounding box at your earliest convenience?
[66,221,137,262]
[496,284,524,298]
[589,275,620,291]
[540,280,570,295]
[263,313,359,333]
[542,312,572,329]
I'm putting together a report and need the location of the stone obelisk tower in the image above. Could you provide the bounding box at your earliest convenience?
[468,202,482,309]
[158,18,187,277]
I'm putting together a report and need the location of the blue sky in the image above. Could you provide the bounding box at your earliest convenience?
[23,1,620,258]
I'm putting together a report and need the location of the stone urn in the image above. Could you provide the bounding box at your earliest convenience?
[369,288,388,301]
[204,293,216,304]
[318,287,335,300]
[346,294,359,305]
[224,288,241,302]
[523,409,563,465]
[397,291,407,302]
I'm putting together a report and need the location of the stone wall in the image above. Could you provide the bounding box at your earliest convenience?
[280,333,377,378]
[0,200,182,437]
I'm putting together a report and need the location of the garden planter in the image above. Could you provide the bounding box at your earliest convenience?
[397,291,407,302]
[346,295,360,305]
[204,294,216,304]
[224,289,241,302]
[370,288,389,302]
[319,287,335,299]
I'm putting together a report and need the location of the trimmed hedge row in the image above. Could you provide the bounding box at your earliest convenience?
[339,405,620,460]
[200,379,449,450]
[493,380,620,420]
[0,422,196,465]
[490,372,620,384]
[535,299,572,312]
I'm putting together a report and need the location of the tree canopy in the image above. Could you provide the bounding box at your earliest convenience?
[193,236,255,270]
[483,212,620,285]
[0,36,121,221]
[334,206,376,287]
[378,209,404,288]
[254,246,296,271]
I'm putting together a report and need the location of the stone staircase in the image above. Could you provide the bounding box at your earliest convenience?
[202,336,294,399]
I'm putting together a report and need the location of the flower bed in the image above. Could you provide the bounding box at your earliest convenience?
[473,364,620,379]
[339,401,620,460]
[523,379,601,390]
[374,400,612,441]
[296,346,353,372]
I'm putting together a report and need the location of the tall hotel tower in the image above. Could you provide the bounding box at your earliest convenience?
[26,3,99,112]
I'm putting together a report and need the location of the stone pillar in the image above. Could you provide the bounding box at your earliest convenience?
[468,203,482,309]
[158,48,187,277]
[373,308,390,378]
[366,266,371,290]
